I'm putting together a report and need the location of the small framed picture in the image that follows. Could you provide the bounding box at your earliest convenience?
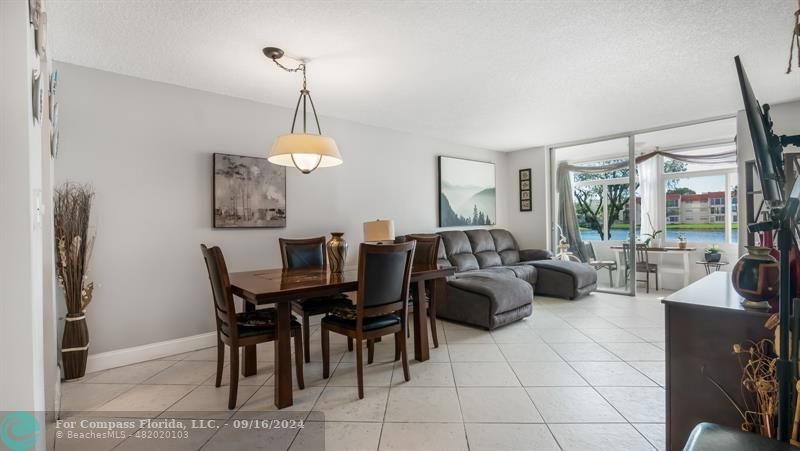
[520,199,532,211]
[519,168,531,181]
[521,190,530,200]
[520,180,530,190]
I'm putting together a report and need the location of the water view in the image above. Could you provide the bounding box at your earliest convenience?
[579,228,738,244]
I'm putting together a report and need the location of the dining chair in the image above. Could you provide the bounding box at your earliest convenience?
[279,237,354,362]
[584,242,617,287]
[200,244,304,409]
[622,243,659,293]
[400,234,441,348]
[635,243,660,293]
[321,241,416,399]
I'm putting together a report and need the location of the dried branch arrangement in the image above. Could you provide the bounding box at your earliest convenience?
[733,338,778,437]
[54,182,95,314]
[707,314,779,439]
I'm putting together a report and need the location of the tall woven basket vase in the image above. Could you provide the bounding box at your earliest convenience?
[62,313,89,380]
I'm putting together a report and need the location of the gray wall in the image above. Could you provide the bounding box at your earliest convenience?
[55,63,511,354]
[505,147,550,250]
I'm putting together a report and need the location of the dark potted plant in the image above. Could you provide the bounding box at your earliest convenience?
[705,244,722,263]
[55,183,95,380]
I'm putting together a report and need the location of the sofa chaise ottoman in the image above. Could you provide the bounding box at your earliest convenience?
[402,229,596,329]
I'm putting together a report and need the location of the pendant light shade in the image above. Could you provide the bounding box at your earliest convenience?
[269,133,342,174]
[263,46,342,174]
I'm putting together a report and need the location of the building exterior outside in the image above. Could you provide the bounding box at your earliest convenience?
[665,191,737,225]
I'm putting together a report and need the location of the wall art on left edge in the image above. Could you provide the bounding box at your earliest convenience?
[213,153,286,228]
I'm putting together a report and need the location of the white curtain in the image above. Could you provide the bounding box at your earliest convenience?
[638,156,661,239]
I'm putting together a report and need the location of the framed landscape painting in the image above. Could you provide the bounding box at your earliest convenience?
[438,156,496,227]
[213,153,286,228]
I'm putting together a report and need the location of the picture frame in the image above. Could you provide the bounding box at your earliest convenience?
[518,168,532,212]
[213,153,287,228]
[438,156,496,227]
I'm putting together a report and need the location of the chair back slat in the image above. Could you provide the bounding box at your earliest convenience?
[200,244,237,336]
[279,237,327,269]
[585,242,598,261]
[636,244,650,265]
[357,242,415,320]
[403,234,440,267]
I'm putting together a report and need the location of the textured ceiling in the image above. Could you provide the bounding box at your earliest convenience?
[47,0,799,151]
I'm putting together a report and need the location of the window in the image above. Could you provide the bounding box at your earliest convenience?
[572,159,637,241]
[663,154,738,244]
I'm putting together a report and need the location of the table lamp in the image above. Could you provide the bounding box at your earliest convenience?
[363,219,395,244]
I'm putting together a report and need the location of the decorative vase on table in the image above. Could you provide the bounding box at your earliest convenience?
[731,246,779,302]
[327,232,347,274]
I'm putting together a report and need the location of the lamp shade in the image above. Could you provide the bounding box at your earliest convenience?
[363,219,395,243]
[269,133,342,173]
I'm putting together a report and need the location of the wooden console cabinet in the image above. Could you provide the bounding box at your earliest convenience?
[662,272,775,450]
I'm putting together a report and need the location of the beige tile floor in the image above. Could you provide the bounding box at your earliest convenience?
[57,290,669,450]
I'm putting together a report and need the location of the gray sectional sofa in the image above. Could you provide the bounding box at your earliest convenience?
[422,229,597,329]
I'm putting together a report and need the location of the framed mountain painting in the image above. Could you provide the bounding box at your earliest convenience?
[438,156,496,227]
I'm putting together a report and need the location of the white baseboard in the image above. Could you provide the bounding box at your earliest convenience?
[86,331,217,373]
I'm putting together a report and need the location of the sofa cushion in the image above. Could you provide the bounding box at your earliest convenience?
[438,231,479,272]
[489,229,521,265]
[529,260,596,288]
[447,274,533,316]
[504,265,538,285]
[520,249,553,261]
[465,229,503,268]
[456,267,517,279]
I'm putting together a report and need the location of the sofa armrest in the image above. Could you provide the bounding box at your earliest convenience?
[519,248,553,261]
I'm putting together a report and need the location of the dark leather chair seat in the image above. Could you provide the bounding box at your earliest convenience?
[683,422,794,451]
[221,309,301,338]
[324,305,401,331]
[294,295,352,315]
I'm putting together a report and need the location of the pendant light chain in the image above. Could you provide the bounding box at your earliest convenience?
[270,57,322,135]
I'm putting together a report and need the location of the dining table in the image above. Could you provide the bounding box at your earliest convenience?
[229,263,455,409]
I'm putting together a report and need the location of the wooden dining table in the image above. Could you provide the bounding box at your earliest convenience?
[229,263,455,409]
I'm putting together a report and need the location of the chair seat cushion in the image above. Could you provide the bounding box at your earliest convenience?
[293,294,352,315]
[225,309,301,338]
[683,422,793,451]
[323,305,401,331]
[635,262,657,272]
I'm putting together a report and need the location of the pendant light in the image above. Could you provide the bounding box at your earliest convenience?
[263,47,342,174]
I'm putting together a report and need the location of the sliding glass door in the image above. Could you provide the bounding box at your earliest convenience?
[550,137,637,295]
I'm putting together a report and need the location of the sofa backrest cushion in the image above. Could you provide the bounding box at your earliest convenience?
[438,230,479,272]
[489,229,521,265]
[464,229,503,268]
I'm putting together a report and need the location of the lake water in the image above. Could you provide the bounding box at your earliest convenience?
[580,229,738,244]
